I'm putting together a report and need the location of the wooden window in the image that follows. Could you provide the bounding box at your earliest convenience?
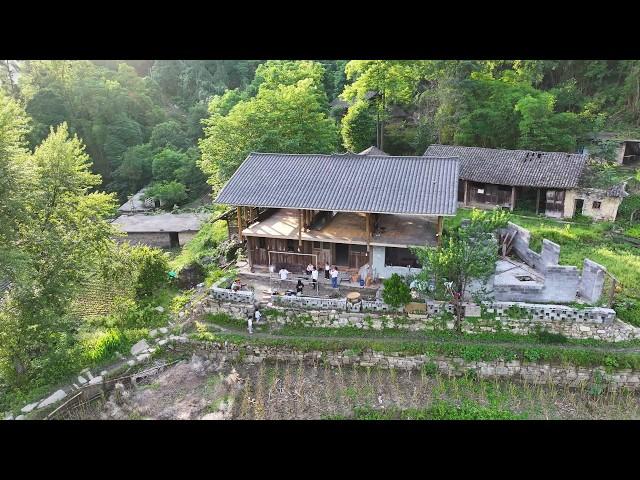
[350,244,367,253]
[322,242,330,250]
[313,241,322,249]
[258,237,266,249]
[592,201,601,209]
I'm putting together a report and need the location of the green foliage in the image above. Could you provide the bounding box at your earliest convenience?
[129,246,169,298]
[381,274,412,308]
[149,120,190,151]
[351,401,524,420]
[145,181,188,208]
[613,297,640,327]
[340,99,376,152]
[199,62,339,186]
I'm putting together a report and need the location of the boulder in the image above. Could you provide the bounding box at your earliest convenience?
[38,389,67,409]
[149,329,159,338]
[4,414,14,420]
[88,376,103,385]
[130,339,150,356]
[77,376,87,385]
[21,402,39,414]
[159,327,168,334]
[136,353,151,362]
[154,306,165,313]
[15,415,25,420]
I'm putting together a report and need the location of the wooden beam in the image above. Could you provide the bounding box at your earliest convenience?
[463,180,469,206]
[436,216,443,246]
[536,189,540,215]
[366,212,371,253]
[298,209,303,248]
[510,186,516,212]
[236,207,243,241]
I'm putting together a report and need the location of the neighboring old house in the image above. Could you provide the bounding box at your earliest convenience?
[358,146,389,156]
[111,213,210,248]
[424,144,626,221]
[214,152,459,279]
[118,188,161,214]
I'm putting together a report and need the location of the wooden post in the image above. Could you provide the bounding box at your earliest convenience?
[510,186,516,212]
[236,207,243,241]
[436,216,443,246]
[298,209,303,248]
[366,212,371,254]
[247,237,253,268]
[536,189,540,215]
[463,180,469,206]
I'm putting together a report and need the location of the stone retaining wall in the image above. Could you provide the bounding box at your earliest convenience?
[171,339,640,391]
[204,294,640,342]
[210,277,255,304]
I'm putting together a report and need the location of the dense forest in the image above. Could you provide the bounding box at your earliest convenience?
[2,60,640,200]
[2,59,640,410]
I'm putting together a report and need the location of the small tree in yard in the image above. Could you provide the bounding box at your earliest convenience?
[412,209,510,332]
[382,273,412,309]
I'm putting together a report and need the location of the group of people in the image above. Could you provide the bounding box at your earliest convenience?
[275,262,341,293]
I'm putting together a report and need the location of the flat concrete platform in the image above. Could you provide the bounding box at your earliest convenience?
[494,258,543,289]
[242,209,437,247]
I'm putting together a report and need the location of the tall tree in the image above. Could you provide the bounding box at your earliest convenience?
[199,74,339,187]
[0,123,117,383]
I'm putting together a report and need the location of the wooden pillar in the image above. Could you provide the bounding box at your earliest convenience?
[298,209,303,248]
[463,180,469,206]
[536,189,540,215]
[436,216,443,246]
[247,237,254,267]
[366,212,371,255]
[236,207,243,241]
[510,186,516,212]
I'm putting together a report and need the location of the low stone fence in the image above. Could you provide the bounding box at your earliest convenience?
[205,294,639,342]
[272,294,396,313]
[170,339,640,391]
[210,277,255,304]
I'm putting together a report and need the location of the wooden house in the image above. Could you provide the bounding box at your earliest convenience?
[424,144,626,221]
[214,152,459,278]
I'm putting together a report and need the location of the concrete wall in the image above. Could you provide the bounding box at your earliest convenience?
[564,188,622,221]
[117,232,173,248]
[579,259,607,303]
[116,231,198,248]
[371,245,422,279]
[210,277,255,304]
[500,222,607,303]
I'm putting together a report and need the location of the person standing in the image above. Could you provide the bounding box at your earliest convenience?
[331,266,339,289]
[254,309,262,324]
[324,262,330,280]
[306,263,314,277]
[279,267,289,287]
[311,266,319,291]
[247,315,253,335]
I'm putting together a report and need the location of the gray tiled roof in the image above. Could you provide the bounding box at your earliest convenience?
[111,213,210,233]
[424,144,588,189]
[215,152,460,215]
[358,146,389,156]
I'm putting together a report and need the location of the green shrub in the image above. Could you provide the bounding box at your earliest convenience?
[83,329,124,362]
[130,246,169,298]
[614,297,640,327]
[534,328,568,344]
[382,274,412,308]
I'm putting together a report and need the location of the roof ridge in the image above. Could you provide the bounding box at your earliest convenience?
[249,152,459,160]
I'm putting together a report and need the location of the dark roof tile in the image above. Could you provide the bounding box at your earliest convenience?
[424,144,588,188]
[215,153,459,215]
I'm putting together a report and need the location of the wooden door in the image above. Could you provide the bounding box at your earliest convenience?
[545,189,565,214]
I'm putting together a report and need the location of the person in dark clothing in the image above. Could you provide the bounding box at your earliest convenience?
[296,279,304,295]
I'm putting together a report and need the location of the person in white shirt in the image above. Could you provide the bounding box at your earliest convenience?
[254,309,262,324]
[324,262,330,280]
[279,268,289,280]
[247,316,253,334]
[278,267,289,287]
[311,266,319,290]
[306,263,314,277]
[330,266,339,288]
